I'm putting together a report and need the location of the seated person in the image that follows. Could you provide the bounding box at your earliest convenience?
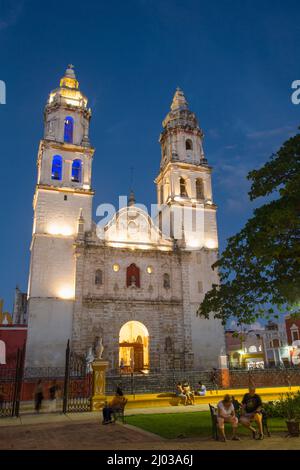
[175,382,187,405]
[102,395,127,424]
[196,381,206,396]
[102,400,113,424]
[110,394,127,420]
[240,387,264,440]
[183,382,195,405]
[217,394,240,442]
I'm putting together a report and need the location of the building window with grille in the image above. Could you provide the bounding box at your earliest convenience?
[95,269,103,286]
[163,273,170,289]
[291,325,300,342]
[185,139,193,150]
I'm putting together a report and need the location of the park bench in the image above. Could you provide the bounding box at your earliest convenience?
[209,404,270,440]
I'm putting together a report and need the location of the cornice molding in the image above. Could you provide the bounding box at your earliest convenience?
[36,184,94,196]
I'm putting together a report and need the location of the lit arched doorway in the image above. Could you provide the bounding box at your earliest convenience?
[119,321,149,373]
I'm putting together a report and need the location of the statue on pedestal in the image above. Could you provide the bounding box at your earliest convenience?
[95,336,104,360]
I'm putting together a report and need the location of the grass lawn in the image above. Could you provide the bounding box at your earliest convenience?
[126,411,286,439]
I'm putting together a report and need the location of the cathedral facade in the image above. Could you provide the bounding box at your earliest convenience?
[25,66,225,372]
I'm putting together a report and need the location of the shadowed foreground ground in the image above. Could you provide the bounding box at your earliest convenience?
[0,413,299,450]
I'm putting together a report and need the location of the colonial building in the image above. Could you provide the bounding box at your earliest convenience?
[225,320,294,369]
[25,66,225,372]
[285,315,300,345]
[0,298,27,365]
[261,321,290,367]
[225,329,265,369]
[285,316,300,366]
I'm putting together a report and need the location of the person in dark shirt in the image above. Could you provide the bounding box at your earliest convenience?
[34,379,44,413]
[240,387,263,439]
[116,383,123,396]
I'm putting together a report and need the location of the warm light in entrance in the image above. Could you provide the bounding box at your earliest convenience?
[119,321,149,373]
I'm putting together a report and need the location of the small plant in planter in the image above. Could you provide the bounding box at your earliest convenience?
[279,392,300,437]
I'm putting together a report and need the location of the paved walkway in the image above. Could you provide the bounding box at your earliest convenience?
[0,410,300,450]
[0,404,209,427]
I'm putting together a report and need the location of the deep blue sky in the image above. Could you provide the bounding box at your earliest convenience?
[0,0,299,311]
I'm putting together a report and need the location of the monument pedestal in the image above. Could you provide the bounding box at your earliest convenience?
[218,355,230,389]
[91,360,109,411]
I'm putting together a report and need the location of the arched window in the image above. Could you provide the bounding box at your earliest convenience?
[196,178,204,200]
[186,139,193,150]
[180,178,187,197]
[0,340,6,365]
[95,269,103,286]
[71,159,82,183]
[163,273,170,289]
[126,264,140,288]
[51,155,63,180]
[64,116,74,143]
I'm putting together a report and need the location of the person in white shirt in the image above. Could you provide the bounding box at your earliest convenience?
[217,394,240,441]
[196,382,206,396]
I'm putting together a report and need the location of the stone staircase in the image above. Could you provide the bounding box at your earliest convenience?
[106,370,215,394]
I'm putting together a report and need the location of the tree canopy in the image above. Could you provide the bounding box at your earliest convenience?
[197,129,300,325]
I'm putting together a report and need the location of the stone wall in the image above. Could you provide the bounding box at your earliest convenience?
[229,368,300,389]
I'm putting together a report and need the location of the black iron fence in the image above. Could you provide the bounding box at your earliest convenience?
[62,340,92,413]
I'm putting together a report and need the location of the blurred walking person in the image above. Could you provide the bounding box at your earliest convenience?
[48,380,59,413]
[34,379,44,413]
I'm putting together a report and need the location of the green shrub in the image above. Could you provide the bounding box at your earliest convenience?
[263,392,300,421]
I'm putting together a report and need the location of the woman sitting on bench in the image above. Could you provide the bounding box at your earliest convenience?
[217,394,240,442]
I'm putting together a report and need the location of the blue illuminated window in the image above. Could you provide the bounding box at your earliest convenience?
[64,116,74,143]
[72,159,82,183]
[51,155,63,180]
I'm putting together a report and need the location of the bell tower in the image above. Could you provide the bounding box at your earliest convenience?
[155,88,218,250]
[155,89,225,368]
[26,66,95,367]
